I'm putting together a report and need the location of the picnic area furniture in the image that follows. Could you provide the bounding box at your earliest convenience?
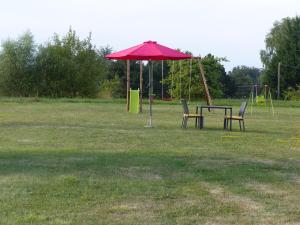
[224,101,247,131]
[196,105,233,130]
[106,41,191,128]
[181,99,203,128]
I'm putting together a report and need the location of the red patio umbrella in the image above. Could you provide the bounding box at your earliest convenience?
[106,41,191,127]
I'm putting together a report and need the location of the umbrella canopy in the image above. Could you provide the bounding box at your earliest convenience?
[105,41,191,127]
[105,41,191,61]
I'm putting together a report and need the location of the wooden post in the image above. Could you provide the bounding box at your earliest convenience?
[171,61,174,100]
[148,61,153,127]
[255,85,258,97]
[198,58,212,106]
[179,61,182,100]
[277,62,281,99]
[189,58,192,102]
[139,61,143,113]
[126,60,130,111]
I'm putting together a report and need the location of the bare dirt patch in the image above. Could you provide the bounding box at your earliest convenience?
[245,182,288,196]
[202,182,262,212]
[119,166,162,180]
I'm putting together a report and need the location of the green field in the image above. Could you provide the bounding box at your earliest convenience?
[1,98,300,225]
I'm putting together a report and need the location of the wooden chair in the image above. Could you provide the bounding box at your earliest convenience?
[224,102,247,131]
[181,99,202,128]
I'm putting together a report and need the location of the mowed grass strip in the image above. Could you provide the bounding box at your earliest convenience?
[0,98,300,225]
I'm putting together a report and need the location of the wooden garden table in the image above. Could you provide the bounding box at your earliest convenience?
[196,105,233,130]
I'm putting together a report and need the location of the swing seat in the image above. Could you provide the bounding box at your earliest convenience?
[150,95,155,103]
[162,97,172,101]
[256,95,265,105]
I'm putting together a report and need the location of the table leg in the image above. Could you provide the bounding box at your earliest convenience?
[199,116,203,129]
[230,109,232,131]
[195,107,198,128]
[200,107,203,129]
[224,109,227,129]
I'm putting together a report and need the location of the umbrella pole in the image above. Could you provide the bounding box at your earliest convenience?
[147,60,153,127]
[161,60,164,100]
[126,60,130,112]
[139,61,143,113]
[150,60,153,126]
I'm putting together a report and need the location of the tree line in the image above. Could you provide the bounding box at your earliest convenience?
[261,16,300,100]
[0,16,299,100]
[0,29,107,97]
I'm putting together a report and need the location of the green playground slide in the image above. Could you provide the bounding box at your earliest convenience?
[129,89,140,113]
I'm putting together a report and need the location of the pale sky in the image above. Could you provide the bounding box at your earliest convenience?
[0,0,299,71]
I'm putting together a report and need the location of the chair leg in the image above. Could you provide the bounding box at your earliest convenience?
[243,120,245,131]
[223,118,227,129]
[185,117,188,128]
[239,120,242,131]
[182,117,188,128]
[195,117,197,128]
[181,117,185,128]
[226,119,229,130]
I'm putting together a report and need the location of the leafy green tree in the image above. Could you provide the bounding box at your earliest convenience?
[0,31,37,96]
[260,16,300,97]
[220,72,235,98]
[228,66,262,97]
[36,28,106,97]
[99,46,113,58]
[202,54,228,98]
[148,60,170,98]
[98,75,122,98]
[104,60,142,98]
[164,54,227,100]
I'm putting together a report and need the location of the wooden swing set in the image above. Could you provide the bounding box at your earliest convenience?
[167,57,212,105]
[249,84,275,116]
[125,56,212,113]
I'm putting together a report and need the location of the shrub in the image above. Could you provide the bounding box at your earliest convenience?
[0,31,37,96]
[36,29,106,97]
[0,29,108,98]
[283,85,300,100]
[98,76,122,98]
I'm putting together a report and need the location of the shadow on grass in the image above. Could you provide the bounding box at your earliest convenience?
[0,121,116,130]
[0,150,298,186]
[0,119,286,135]
[2,150,300,225]
[195,126,284,135]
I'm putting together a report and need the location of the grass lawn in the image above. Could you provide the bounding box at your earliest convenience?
[1,98,300,225]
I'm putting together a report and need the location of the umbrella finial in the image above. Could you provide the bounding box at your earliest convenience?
[144,41,157,44]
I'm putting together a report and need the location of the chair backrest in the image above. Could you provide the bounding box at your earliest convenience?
[238,101,248,117]
[181,99,189,114]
